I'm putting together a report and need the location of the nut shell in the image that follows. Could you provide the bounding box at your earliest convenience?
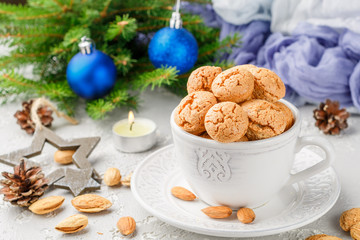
[121,172,132,187]
[351,222,360,240]
[305,234,328,240]
[117,216,136,236]
[104,167,121,186]
[340,208,360,231]
[29,196,65,215]
[318,237,343,240]
[55,214,88,234]
[71,194,112,213]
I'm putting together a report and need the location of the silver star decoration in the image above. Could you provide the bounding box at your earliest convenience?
[54,168,100,196]
[0,127,101,195]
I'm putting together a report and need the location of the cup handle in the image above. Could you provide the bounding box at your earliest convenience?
[286,136,335,185]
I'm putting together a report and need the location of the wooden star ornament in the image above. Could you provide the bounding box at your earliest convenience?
[0,127,101,196]
[54,168,100,196]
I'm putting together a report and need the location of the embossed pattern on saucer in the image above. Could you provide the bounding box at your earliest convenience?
[131,144,340,238]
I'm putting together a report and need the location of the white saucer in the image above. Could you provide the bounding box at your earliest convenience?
[131,144,340,238]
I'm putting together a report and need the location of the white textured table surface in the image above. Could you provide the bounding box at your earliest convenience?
[0,88,359,240]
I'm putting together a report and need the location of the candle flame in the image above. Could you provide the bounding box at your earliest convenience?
[128,111,135,124]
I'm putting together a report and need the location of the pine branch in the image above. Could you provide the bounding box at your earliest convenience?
[108,5,172,18]
[0,72,38,92]
[198,33,241,62]
[132,67,178,91]
[0,33,63,39]
[137,19,202,32]
[41,81,76,100]
[86,87,138,119]
[0,0,240,119]
[111,49,135,75]
[210,59,235,70]
[86,99,115,119]
[105,14,137,41]
[165,80,188,96]
[62,27,91,47]
[0,71,77,114]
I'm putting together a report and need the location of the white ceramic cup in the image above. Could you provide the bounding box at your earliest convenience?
[170,100,334,209]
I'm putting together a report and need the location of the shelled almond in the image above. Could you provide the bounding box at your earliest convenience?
[201,206,232,219]
[171,186,196,201]
[29,196,65,214]
[237,207,255,224]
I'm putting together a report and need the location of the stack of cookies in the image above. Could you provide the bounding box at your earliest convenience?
[174,65,294,143]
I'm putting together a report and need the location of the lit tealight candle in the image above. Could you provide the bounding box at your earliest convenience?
[112,111,157,152]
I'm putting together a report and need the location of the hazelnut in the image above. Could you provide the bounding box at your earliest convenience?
[340,208,360,231]
[103,167,121,186]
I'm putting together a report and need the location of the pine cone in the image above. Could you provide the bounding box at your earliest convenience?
[14,99,53,134]
[0,159,48,207]
[313,99,350,135]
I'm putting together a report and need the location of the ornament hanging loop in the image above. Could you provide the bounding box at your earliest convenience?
[78,36,96,55]
[170,0,182,29]
[30,97,78,131]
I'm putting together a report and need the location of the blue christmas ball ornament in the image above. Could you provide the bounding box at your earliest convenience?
[148,27,198,75]
[66,37,117,100]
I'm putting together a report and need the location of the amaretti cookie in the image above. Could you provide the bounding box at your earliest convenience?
[236,135,249,142]
[187,66,222,93]
[274,101,294,130]
[199,131,212,139]
[211,67,254,103]
[205,102,249,143]
[241,99,287,140]
[174,91,217,135]
[234,64,258,72]
[247,67,286,102]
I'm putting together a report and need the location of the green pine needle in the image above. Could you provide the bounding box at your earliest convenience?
[86,99,116,120]
[0,0,240,119]
[132,67,179,91]
[86,88,138,119]
[62,27,91,48]
[105,15,137,41]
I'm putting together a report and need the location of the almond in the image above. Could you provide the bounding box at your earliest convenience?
[71,194,112,213]
[104,167,121,186]
[54,150,75,165]
[29,196,65,214]
[340,208,360,231]
[117,216,136,236]
[55,214,88,233]
[121,172,132,187]
[201,206,232,219]
[171,186,196,201]
[237,207,255,224]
